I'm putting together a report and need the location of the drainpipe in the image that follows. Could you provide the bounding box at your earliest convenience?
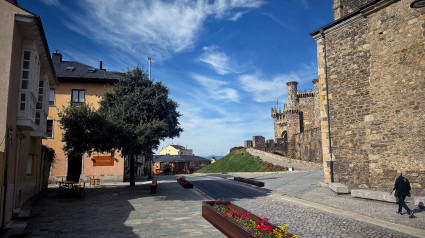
[320,28,334,183]
[1,127,12,228]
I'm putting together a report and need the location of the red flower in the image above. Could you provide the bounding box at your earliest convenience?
[223,214,227,218]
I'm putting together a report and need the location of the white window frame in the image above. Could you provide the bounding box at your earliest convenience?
[49,88,55,106]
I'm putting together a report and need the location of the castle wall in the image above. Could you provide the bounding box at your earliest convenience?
[298,94,315,131]
[252,136,266,151]
[313,0,425,194]
[294,127,322,163]
[244,140,253,148]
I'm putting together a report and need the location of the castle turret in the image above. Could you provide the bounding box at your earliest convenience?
[286,81,299,111]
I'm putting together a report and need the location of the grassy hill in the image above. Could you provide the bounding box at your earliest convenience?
[196,148,287,173]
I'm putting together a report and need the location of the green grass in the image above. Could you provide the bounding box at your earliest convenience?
[196,148,287,173]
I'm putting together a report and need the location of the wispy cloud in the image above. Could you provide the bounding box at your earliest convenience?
[300,0,310,9]
[238,73,296,102]
[229,11,248,21]
[39,0,60,7]
[261,12,288,29]
[238,62,318,102]
[200,45,238,75]
[192,74,240,102]
[156,97,273,156]
[65,0,266,63]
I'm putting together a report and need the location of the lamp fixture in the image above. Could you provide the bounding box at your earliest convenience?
[411,0,425,8]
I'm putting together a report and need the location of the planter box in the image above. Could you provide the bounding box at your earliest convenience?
[234,177,264,187]
[202,201,293,238]
[177,178,193,189]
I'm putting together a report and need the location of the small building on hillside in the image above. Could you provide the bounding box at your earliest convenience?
[153,155,210,175]
[160,144,193,156]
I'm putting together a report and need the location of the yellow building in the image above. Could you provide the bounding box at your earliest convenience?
[0,0,58,227]
[160,145,193,156]
[44,51,126,183]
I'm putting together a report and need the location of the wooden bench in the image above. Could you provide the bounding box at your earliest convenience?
[151,179,157,194]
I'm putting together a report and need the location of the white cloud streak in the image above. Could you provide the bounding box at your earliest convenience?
[200,45,238,75]
[238,73,299,103]
[192,74,240,102]
[65,0,265,62]
[39,0,60,6]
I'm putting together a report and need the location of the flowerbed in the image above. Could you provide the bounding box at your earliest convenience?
[202,200,298,238]
[177,177,193,188]
[234,177,264,187]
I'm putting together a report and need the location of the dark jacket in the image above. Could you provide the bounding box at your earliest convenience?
[393,176,411,197]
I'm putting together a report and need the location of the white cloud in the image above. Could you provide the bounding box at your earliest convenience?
[66,0,265,62]
[192,74,239,102]
[39,0,60,6]
[238,73,300,103]
[229,11,247,21]
[155,97,273,156]
[200,45,238,75]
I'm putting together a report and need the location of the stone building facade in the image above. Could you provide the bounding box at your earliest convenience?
[270,80,322,162]
[311,0,425,194]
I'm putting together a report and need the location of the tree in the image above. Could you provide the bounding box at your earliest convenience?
[59,103,121,180]
[58,66,182,185]
[99,66,183,186]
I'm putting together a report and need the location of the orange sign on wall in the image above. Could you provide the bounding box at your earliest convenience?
[92,155,114,166]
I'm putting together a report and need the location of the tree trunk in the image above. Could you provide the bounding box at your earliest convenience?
[130,154,135,187]
[147,152,153,178]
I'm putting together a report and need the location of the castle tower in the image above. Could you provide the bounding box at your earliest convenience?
[313,79,320,128]
[286,81,298,111]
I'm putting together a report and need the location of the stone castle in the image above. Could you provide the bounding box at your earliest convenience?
[246,0,425,195]
[245,79,323,163]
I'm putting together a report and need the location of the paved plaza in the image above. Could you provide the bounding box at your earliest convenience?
[4,178,225,238]
[3,153,425,238]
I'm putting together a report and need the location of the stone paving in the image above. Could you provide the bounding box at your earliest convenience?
[6,178,224,238]
[3,150,425,238]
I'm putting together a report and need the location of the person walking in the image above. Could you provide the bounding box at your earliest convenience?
[389,170,414,218]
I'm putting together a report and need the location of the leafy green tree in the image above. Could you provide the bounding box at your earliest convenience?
[58,66,182,185]
[99,66,183,186]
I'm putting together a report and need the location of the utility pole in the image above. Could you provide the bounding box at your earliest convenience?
[148,57,151,80]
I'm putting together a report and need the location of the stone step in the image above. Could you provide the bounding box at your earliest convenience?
[329,183,350,194]
[351,189,396,203]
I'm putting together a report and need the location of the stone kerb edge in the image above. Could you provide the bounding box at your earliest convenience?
[351,189,397,203]
[329,183,350,194]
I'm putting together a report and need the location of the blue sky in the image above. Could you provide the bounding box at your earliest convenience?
[19,0,334,156]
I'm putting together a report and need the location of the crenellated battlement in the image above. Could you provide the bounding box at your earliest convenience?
[297,91,314,98]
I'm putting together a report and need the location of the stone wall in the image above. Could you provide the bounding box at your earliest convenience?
[333,0,374,19]
[252,136,266,151]
[313,0,425,195]
[298,94,315,131]
[294,127,323,163]
[244,140,253,148]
